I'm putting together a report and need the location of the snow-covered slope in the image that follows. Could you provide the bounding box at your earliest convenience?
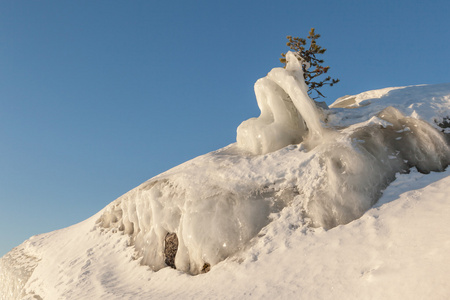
[2,169,450,300]
[1,54,449,299]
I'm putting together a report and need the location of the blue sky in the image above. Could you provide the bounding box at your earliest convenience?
[1,0,449,256]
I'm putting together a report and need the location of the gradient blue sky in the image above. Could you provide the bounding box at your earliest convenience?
[1,0,449,256]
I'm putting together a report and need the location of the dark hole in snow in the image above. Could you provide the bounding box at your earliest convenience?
[164,233,178,269]
[201,263,211,273]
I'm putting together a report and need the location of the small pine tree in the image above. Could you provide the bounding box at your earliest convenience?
[280,28,339,100]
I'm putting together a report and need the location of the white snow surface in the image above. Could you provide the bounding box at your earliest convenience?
[1,56,449,299]
[2,169,450,299]
[329,83,450,133]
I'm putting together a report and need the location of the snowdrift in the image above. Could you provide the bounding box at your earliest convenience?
[1,52,449,299]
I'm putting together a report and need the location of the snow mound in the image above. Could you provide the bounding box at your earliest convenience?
[93,54,449,275]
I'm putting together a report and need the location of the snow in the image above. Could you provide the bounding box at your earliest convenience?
[329,83,450,131]
[2,169,450,299]
[1,54,449,299]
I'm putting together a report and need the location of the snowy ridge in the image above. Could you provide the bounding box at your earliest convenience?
[329,83,450,132]
[1,55,449,298]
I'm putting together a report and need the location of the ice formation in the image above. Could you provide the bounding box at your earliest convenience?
[96,176,273,274]
[94,53,449,274]
[0,245,39,299]
[236,52,323,154]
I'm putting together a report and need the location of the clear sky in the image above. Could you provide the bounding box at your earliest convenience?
[1,0,449,256]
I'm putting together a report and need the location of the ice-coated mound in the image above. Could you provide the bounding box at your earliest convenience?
[96,112,449,274]
[375,106,449,173]
[97,173,273,275]
[96,57,449,273]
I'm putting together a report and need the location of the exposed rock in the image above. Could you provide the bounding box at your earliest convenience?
[164,233,178,269]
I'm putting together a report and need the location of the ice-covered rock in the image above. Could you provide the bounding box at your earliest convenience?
[93,71,449,274]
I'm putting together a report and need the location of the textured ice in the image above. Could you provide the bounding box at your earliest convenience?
[236,52,323,155]
[0,243,39,299]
